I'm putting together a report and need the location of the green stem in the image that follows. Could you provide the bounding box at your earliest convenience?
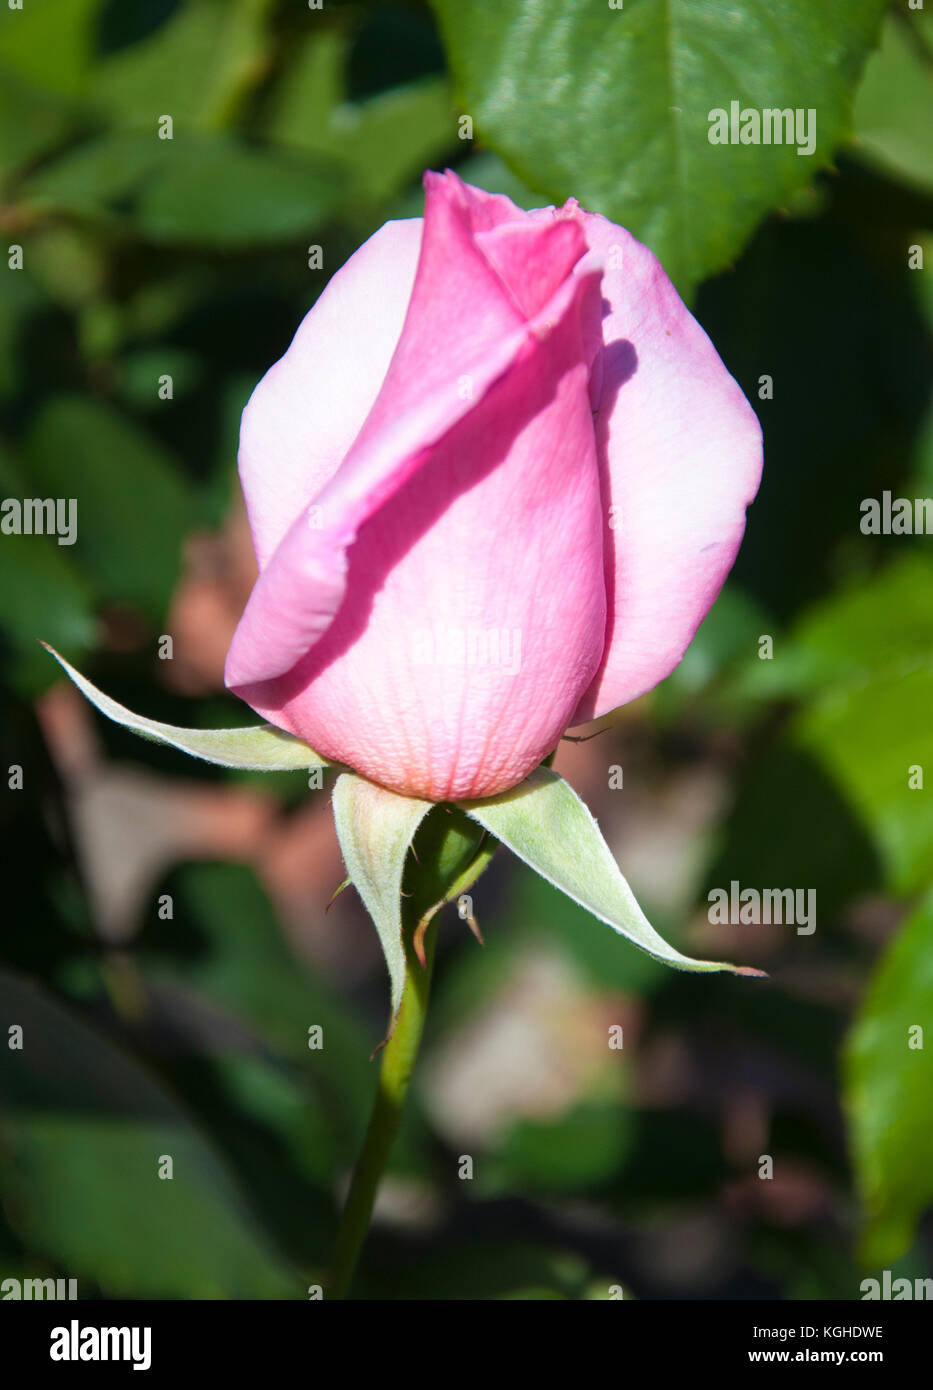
[327,914,439,1299]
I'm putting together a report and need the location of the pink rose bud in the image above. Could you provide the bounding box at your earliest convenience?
[224,170,762,800]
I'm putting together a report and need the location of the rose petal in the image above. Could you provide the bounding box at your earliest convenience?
[225,171,591,692]
[239,218,422,570]
[227,174,606,800]
[570,214,763,722]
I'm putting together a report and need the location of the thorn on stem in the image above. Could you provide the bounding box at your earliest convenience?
[325,878,351,913]
[412,906,438,969]
[462,910,484,947]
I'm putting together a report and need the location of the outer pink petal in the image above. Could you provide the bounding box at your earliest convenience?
[225,171,590,692]
[570,215,763,723]
[233,275,606,801]
[226,174,606,800]
[239,219,422,569]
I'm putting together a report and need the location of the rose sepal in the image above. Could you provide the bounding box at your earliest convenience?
[458,765,764,978]
[41,644,330,771]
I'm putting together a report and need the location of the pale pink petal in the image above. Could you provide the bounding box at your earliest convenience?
[570,215,763,723]
[238,218,422,569]
[233,273,605,801]
[226,173,606,799]
[225,171,591,692]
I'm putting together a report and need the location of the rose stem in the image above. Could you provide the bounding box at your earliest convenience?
[327,908,439,1300]
[327,806,492,1299]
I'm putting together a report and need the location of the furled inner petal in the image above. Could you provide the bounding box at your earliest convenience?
[570,213,763,722]
[225,171,593,693]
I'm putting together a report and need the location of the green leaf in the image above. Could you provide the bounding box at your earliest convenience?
[19,131,154,218]
[118,346,205,409]
[735,554,933,703]
[853,10,933,194]
[494,1101,633,1196]
[796,668,933,896]
[143,862,366,1096]
[332,773,432,1019]
[44,646,330,771]
[461,767,753,974]
[0,63,73,185]
[432,0,887,293]
[845,894,933,1264]
[268,29,454,206]
[134,138,345,248]
[716,555,933,894]
[137,862,373,1261]
[23,395,190,620]
[0,553,94,697]
[0,0,100,98]
[0,968,298,1297]
[703,743,881,922]
[322,75,454,207]
[20,131,345,247]
[94,0,271,133]
[0,447,95,694]
[0,261,43,395]
[17,224,104,311]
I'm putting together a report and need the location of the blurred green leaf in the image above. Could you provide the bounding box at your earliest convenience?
[0,63,74,184]
[269,29,454,205]
[0,545,95,696]
[266,28,342,148]
[118,346,205,407]
[94,0,273,132]
[715,554,933,894]
[0,968,299,1297]
[797,668,933,896]
[0,268,44,397]
[845,894,933,1264]
[432,0,887,293]
[697,203,932,620]
[704,743,882,920]
[92,0,223,127]
[24,394,190,621]
[163,1051,336,1265]
[143,862,373,1128]
[853,11,933,193]
[140,860,374,1217]
[765,556,933,895]
[492,1100,632,1196]
[0,0,101,97]
[21,130,345,246]
[735,554,933,702]
[21,225,105,310]
[0,445,95,693]
[20,130,156,218]
[136,138,345,247]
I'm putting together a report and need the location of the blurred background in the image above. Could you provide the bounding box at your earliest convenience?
[1,0,931,1300]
